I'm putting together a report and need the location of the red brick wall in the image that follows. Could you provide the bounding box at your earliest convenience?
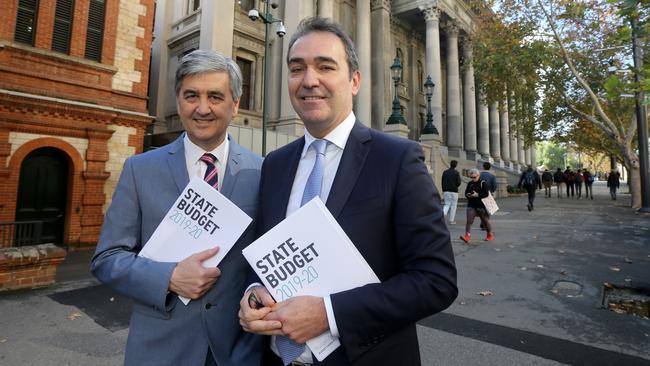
[0,0,154,250]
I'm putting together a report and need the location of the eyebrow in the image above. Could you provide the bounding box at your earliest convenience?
[288,56,338,65]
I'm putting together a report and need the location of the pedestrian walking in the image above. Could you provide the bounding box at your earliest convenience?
[583,169,594,199]
[574,169,584,199]
[460,168,493,243]
[553,167,565,197]
[607,169,620,200]
[479,162,498,231]
[564,167,575,198]
[518,165,542,211]
[541,169,553,197]
[442,160,462,225]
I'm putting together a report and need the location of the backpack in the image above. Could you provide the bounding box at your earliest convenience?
[587,174,594,183]
[524,172,535,187]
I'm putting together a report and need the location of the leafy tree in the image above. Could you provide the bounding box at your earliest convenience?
[471,0,650,208]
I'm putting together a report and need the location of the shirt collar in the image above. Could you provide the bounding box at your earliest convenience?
[183,133,229,165]
[301,111,356,157]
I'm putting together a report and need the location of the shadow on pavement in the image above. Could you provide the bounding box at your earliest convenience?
[48,284,132,332]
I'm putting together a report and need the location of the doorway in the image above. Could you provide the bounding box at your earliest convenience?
[15,147,69,246]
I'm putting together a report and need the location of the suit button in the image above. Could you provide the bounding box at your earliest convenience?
[205,303,212,310]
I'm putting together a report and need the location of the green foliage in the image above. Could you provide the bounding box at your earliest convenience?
[536,141,567,170]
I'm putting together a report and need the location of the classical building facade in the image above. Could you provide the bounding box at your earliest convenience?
[149,0,536,185]
[0,0,155,249]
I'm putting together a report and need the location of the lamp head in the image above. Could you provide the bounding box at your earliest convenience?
[390,57,402,82]
[276,22,286,37]
[248,9,259,21]
[424,76,434,96]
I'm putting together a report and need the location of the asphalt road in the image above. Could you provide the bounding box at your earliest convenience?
[1,181,648,366]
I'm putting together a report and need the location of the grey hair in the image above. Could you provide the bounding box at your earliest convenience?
[174,49,243,101]
[469,168,480,176]
[286,16,359,78]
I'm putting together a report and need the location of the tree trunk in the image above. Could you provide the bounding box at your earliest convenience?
[622,147,641,208]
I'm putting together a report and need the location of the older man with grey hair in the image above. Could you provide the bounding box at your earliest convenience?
[91,50,264,366]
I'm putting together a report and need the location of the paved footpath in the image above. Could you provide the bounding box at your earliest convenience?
[1,181,648,366]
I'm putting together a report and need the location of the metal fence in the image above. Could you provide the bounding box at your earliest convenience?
[0,221,44,247]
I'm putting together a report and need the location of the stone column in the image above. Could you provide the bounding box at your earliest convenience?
[318,0,334,18]
[420,5,443,137]
[445,21,462,157]
[525,146,532,166]
[517,97,526,165]
[477,91,490,160]
[508,93,518,168]
[531,146,537,168]
[355,0,372,126]
[200,1,235,56]
[462,35,477,160]
[371,0,392,130]
[489,102,501,162]
[276,1,316,136]
[499,98,511,167]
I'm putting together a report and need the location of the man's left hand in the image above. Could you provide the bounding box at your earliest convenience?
[264,296,329,344]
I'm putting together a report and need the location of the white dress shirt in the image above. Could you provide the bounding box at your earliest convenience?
[271,111,356,362]
[183,133,229,190]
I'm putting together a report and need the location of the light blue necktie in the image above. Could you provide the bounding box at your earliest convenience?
[276,139,327,365]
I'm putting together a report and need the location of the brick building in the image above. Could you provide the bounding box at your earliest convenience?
[0,0,155,249]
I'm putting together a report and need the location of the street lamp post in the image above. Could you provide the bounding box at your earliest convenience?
[247,1,285,156]
[386,56,407,125]
[422,75,438,134]
[631,16,650,213]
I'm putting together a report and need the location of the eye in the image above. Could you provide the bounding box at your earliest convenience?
[184,93,197,101]
[208,94,224,103]
[289,65,304,73]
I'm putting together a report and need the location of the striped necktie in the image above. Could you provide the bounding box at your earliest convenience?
[275,139,328,365]
[200,153,218,190]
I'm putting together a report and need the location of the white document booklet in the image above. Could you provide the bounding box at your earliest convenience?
[139,176,253,304]
[242,198,380,361]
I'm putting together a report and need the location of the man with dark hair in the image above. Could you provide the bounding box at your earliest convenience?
[442,160,462,225]
[239,16,457,366]
[541,169,553,197]
[479,162,497,194]
[518,165,542,211]
[91,50,264,366]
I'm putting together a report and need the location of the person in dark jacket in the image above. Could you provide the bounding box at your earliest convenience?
[441,160,462,225]
[564,167,575,198]
[607,169,620,200]
[553,168,565,198]
[518,165,542,211]
[583,169,594,200]
[460,168,493,243]
[574,169,584,199]
[541,169,553,197]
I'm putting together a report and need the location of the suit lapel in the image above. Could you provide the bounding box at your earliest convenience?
[326,121,371,218]
[269,138,304,226]
[167,135,189,193]
[221,136,242,198]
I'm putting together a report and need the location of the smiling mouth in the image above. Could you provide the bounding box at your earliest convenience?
[301,96,325,100]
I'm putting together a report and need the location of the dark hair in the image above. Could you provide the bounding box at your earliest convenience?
[450,160,458,168]
[287,16,359,78]
[483,162,491,170]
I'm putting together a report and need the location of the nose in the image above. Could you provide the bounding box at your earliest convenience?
[195,95,211,115]
[301,67,319,89]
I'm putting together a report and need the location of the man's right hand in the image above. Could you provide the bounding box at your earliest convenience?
[169,247,221,299]
[239,286,283,335]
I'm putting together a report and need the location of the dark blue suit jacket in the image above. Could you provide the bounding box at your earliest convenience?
[257,121,457,366]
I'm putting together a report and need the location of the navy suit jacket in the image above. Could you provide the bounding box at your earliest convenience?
[257,121,457,365]
[91,135,264,366]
